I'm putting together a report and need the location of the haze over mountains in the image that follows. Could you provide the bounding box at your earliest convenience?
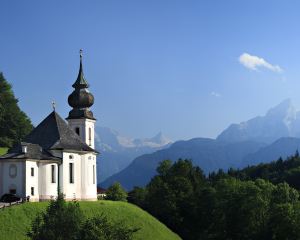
[95,127,171,181]
[100,99,300,190]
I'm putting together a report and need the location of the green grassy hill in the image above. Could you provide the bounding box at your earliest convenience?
[0,200,181,240]
[0,147,8,156]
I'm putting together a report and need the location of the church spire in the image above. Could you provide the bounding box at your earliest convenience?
[72,49,89,89]
[67,50,95,120]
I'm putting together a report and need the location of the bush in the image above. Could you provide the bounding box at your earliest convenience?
[105,182,128,201]
[79,214,139,240]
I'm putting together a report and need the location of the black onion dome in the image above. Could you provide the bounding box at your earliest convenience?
[68,89,94,109]
[66,50,95,120]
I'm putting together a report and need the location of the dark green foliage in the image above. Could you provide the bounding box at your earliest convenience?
[27,194,84,240]
[129,158,300,240]
[0,73,33,148]
[127,187,147,207]
[105,182,128,201]
[222,152,300,191]
[27,195,138,240]
[79,214,139,240]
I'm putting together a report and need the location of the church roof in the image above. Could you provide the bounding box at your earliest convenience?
[0,111,96,161]
[24,111,96,152]
[0,143,61,161]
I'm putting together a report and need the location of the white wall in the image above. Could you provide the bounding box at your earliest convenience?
[25,161,39,201]
[38,162,58,200]
[81,153,97,200]
[0,161,25,198]
[60,152,97,201]
[60,152,82,200]
[67,118,96,149]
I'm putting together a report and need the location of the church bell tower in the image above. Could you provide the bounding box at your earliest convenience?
[66,50,96,149]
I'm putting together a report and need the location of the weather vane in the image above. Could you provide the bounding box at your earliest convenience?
[80,49,83,58]
[52,101,56,111]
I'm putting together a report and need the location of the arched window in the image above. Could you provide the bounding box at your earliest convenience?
[75,127,80,136]
[88,127,92,146]
[93,165,95,184]
[69,163,74,184]
[51,165,56,183]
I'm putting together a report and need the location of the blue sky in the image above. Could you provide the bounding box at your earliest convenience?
[1,1,300,140]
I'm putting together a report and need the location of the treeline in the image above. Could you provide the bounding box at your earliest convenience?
[0,73,33,148]
[128,157,300,240]
[213,152,300,191]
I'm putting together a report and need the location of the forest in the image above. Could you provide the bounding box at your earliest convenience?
[128,155,300,240]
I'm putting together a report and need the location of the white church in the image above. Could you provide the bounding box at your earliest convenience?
[0,50,98,201]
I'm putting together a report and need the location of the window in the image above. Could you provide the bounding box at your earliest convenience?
[31,167,34,177]
[75,127,80,136]
[9,164,17,178]
[69,155,73,159]
[31,187,34,196]
[51,165,56,183]
[93,165,95,184]
[10,189,16,194]
[69,163,74,184]
[89,127,92,146]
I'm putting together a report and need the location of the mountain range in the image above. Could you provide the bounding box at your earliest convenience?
[100,99,300,190]
[95,127,171,181]
[217,99,300,143]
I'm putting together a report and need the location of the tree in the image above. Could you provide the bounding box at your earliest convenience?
[79,215,139,240]
[27,194,84,240]
[127,186,147,207]
[28,194,139,240]
[144,159,206,240]
[0,73,33,148]
[105,182,128,201]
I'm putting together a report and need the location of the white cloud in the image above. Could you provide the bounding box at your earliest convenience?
[211,91,221,97]
[239,53,283,73]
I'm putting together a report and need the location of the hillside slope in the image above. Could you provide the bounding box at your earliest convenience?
[0,201,180,240]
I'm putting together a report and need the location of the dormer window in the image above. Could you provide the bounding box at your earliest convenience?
[22,145,27,153]
[75,127,80,136]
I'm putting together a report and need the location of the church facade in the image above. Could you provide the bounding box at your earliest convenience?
[0,51,98,201]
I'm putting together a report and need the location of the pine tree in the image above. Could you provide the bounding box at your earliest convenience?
[0,72,33,148]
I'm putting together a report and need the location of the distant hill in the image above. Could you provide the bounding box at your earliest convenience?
[101,138,265,190]
[95,127,171,181]
[241,137,300,167]
[0,201,181,240]
[217,99,300,144]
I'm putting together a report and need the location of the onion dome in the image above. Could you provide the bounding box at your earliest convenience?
[67,50,95,120]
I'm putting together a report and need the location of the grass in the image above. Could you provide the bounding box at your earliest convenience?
[0,147,8,156]
[0,200,181,240]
